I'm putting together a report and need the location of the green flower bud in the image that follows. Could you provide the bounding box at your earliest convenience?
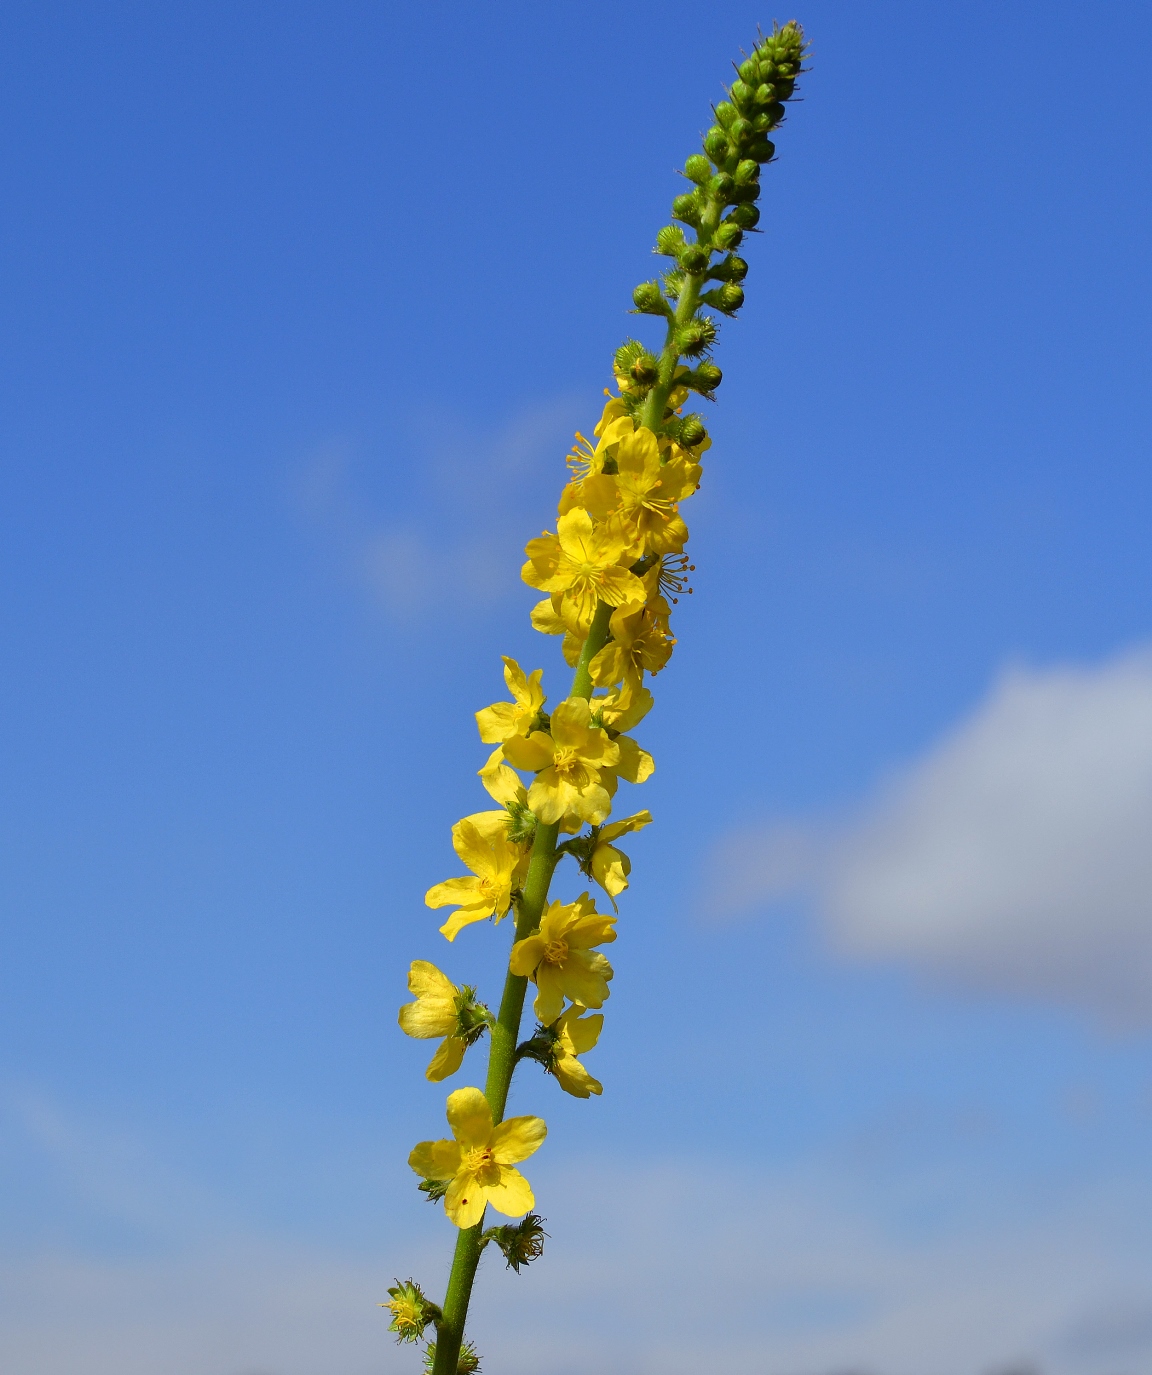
[729,79,752,108]
[754,83,774,105]
[655,224,687,257]
[677,243,710,274]
[747,138,776,163]
[707,172,735,201]
[632,280,668,314]
[729,116,752,144]
[728,181,758,204]
[728,203,760,228]
[681,361,723,396]
[713,222,744,251]
[750,111,773,134]
[700,283,744,315]
[614,339,647,374]
[714,100,737,129]
[709,253,748,283]
[738,57,759,84]
[630,352,660,386]
[662,267,686,300]
[671,191,702,226]
[703,127,730,163]
[677,413,707,447]
[676,317,717,357]
[733,158,759,185]
[683,153,712,184]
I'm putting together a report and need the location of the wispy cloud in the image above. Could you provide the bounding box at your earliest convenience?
[707,644,1152,1023]
[295,396,587,620]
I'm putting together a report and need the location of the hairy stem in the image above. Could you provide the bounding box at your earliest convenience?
[431,598,615,1375]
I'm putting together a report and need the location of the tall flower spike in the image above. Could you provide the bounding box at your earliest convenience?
[400,30,807,1375]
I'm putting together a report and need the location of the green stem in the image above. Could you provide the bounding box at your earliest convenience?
[431,598,615,1375]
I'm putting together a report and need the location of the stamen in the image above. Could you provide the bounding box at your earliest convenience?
[658,553,696,603]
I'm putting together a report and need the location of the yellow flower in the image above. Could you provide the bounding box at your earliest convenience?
[398,960,491,1082]
[593,679,654,733]
[578,425,701,556]
[589,599,675,688]
[509,892,616,1024]
[589,810,652,899]
[521,508,646,635]
[408,1086,546,1230]
[550,1006,604,1098]
[475,657,545,744]
[501,698,619,825]
[426,815,526,942]
[558,415,634,515]
[529,594,585,668]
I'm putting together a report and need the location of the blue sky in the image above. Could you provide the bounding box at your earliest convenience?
[4,3,1152,1373]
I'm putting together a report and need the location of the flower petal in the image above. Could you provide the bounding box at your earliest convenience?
[444,1170,487,1229]
[490,1114,547,1165]
[483,1165,535,1219]
[508,934,545,978]
[426,1036,467,1082]
[501,732,554,772]
[446,1087,492,1149]
[425,877,482,910]
[408,1137,460,1180]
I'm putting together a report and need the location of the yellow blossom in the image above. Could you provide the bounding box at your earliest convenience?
[588,810,652,899]
[509,892,616,1024]
[501,698,619,825]
[521,507,646,635]
[475,657,545,744]
[589,599,675,688]
[578,425,701,556]
[529,594,585,668]
[426,815,526,942]
[398,960,492,1082]
[593,680,654,733]
[478,748,526,807]
[549,1005,604,1098]
[558,415,634,515]
[408,1086,546,1229]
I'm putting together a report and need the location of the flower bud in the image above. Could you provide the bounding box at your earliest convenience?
[655,224,686,257]
[747,138,776,163]
[713,222,743,251]
[671,191,701,226]
[703,127,729,163]
[714,283,745,314]
[677,243,710,274]
[632,280,667,314]
[714,100,737,129]
[710,253,748,283]
[729,116,752,144]
[728,203,760,228]
[738,57,759,84]
[683,153,712,184]
[677,414,707,447]
[629,352,659,386]
[729,79,752,108]
[707,172,734,201]
[676,317,717,357]
[728,181,758,204]
[681,361,722,395]
[614,339,647,375]
[733,158,759,185]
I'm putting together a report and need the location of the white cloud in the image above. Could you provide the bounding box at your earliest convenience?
[294,396,586,619]
[711,645,1152,1021]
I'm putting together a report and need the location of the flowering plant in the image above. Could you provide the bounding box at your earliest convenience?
[384,24,807,1373]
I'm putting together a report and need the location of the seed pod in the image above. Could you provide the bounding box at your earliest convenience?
[632,280,668,314]
[738,57,759,83]
[683,154,711,184]
[729,117,751,144]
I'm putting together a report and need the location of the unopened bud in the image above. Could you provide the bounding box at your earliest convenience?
[711,253,748,283]
[713,222,743,251]
[632,280,667,314]
[714,101,737,129]
[707,172,735,201]
[733,158,759,185]
[729,79,752,108]
[677,414,707,447]
[728,116,752,144]
[655,224,686,257]
[703,127,730,163]
[630,352,659,386]
[728,203,760,229]
[683,154,712,184]
[671,191,701,226]
[738,57,759,84]
[681,361,723,395]
[676,317,717,357]
[677,243,710,274]
[747,138,776,163]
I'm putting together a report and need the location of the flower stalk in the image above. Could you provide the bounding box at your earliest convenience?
[388,23,808,1375]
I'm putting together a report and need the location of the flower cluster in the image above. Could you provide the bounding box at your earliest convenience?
[386,24,806,1375]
